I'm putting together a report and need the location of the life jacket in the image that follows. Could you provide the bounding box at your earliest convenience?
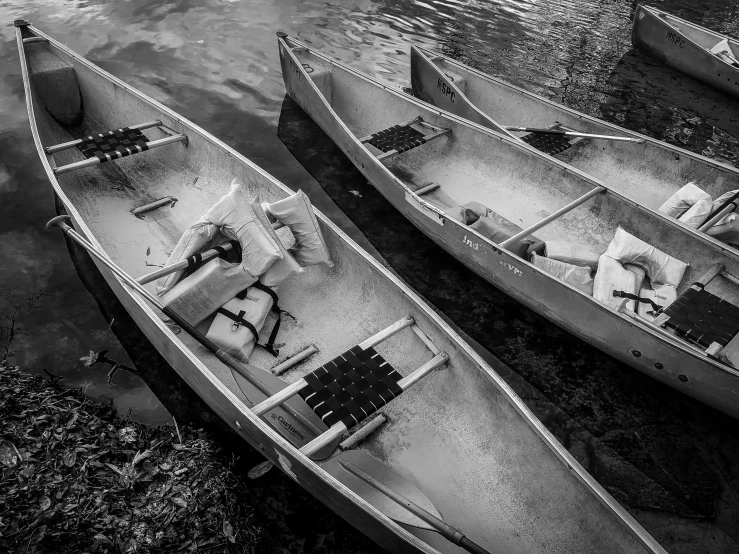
[658,182,712,229]
[155,218,219,295]
[204,179,284,277]
[161,257,256,325]
[531,253,593,295]
[206,282,290,362]
[264,190,333,268]
[594,227,687,314]
[542,241,607,272]
[250,197,304,286]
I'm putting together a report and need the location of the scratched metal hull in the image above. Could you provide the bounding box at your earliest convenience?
[409,43,739,267]
[278,35,739,421]
[632,4,739,98]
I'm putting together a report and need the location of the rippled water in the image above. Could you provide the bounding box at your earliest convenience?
[2,0,739,551]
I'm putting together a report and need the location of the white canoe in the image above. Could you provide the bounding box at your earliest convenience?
[16,19,666,554]
[632,4,739,98]
[278,33,739,421]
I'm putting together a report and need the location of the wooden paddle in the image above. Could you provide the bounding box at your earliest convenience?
[46,215,340,460]
[325,450,492,554]
[504,126,646,144]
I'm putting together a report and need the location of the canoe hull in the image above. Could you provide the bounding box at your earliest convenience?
[279,40,739,420]
[632,5,739,98]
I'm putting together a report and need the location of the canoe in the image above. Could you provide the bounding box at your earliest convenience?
[632,4,739,98]
[410,43,739,262]
[278,33,739,420]
[15,20,667,554]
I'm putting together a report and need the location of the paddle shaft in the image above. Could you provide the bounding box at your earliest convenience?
[504,126,645,144]
[339,460,492,554]
[45,216,327,441]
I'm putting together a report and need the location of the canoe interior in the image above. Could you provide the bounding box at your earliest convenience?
[23,30,664,554]
[291,43,739,310]
[421,49,739,217]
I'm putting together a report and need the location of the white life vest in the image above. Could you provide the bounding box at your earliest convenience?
[155,218,219,295]
[593,255,641,311]
[204,179,283,277]
[161,257,256,325]
[604,227,687,287]
[543,241,607,272]
[658,182,712,229]
[206,283,284,362]
[636,284,677,322]
[264,190,333,267]
[251,198,304,286]
[532,253,593,295]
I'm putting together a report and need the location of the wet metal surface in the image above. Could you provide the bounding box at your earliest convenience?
[1,0,739,552]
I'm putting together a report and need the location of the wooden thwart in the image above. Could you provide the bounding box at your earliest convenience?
[500,186,606,249]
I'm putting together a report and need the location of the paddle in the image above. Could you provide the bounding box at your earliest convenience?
[504,126,646,144]
[136,221,285,285]
[325,450,492,554]
[46,215,340,460]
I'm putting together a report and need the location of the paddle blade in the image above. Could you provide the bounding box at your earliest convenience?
[230,367,339,460]
[324,450,442,530]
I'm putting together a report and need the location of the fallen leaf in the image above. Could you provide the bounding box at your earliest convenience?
[146,246,151,256]
[0,440,19,467]
[222,520,233,537]
[39,495,51,513]
[63,451,76,467]
[170,497,187,509]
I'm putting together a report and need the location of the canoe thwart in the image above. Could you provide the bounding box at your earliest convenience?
[499,186,606,250]
[49,121,187,175]
[300,351,447,456]
[23,37,48,44]
[359,116,450,162]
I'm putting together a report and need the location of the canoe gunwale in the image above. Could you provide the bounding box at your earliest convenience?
[15,23,465,554]
[279,34,673,554]
[413,44,739,263]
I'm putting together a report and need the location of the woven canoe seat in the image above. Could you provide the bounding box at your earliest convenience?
[521,132,573,156]
[77,127,150,162]
[662,284,739,348]
[366,124,427,154]
[299,345,402,428]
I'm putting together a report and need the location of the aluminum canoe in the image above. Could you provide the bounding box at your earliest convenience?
[277,33,739,421]
[15,20,667,554]
[632,4,739,98]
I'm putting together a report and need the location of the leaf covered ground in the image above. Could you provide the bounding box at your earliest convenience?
[0,365,260,553]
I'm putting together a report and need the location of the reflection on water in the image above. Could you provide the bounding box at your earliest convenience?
[2,0,739,551]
